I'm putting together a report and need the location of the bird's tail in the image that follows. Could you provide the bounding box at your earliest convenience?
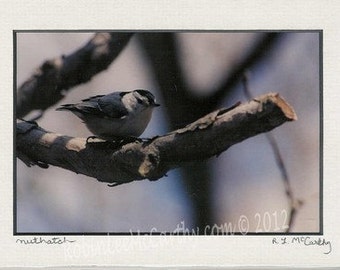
[56,104,77,111]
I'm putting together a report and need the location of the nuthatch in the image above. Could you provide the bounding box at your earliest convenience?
[57,89,160,141]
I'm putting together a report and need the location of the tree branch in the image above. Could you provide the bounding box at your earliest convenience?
[138,33,190,128]
[209,33,282,105]
[16,93,297,186]
[138,33,283,128]
[138,33,283,229]
[17,32,133,118]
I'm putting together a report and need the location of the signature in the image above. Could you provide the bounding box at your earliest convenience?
[16,237,75,245]
[272,236,332,254]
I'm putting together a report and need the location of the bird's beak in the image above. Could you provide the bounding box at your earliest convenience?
[153,103,160,107]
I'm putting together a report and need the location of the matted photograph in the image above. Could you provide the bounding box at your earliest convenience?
[2,0,340,268]
[15,31,321,235]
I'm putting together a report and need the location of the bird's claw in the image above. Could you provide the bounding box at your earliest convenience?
[86,136,100,144]
[107,182,123,187]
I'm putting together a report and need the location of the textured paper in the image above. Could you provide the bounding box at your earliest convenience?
[2,0,340,268]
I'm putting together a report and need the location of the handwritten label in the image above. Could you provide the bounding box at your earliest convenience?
[272,236,332,254]
[16,237,75,245]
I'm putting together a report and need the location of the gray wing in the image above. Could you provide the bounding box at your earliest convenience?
[61,92,128,119]
[96,92,129,118]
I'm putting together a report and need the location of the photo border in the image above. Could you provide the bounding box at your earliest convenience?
[14,29,323,236]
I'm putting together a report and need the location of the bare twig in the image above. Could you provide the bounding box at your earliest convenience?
[242,73,302,232]
[17,93,297,186]
[17,32,133,118]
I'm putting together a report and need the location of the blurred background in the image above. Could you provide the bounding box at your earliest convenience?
[16,32,320,233]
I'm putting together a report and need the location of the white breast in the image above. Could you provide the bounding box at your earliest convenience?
[85,107,154,140]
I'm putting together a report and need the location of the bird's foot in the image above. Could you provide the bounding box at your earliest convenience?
[86,136,101,144]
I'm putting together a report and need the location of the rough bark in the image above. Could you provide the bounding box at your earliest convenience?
[17,32,133,118]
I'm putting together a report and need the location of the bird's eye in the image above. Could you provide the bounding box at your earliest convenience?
[136,98,144,104]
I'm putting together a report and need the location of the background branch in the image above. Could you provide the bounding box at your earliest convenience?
[17,93,297,186]
[139,33,282,128]
[16,32,133,118]
[138,33,283,230]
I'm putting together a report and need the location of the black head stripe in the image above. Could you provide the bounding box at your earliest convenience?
[134,89,155,103]
[119,91,129,97]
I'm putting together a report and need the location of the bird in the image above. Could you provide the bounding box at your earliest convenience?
[56,89,160,141]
